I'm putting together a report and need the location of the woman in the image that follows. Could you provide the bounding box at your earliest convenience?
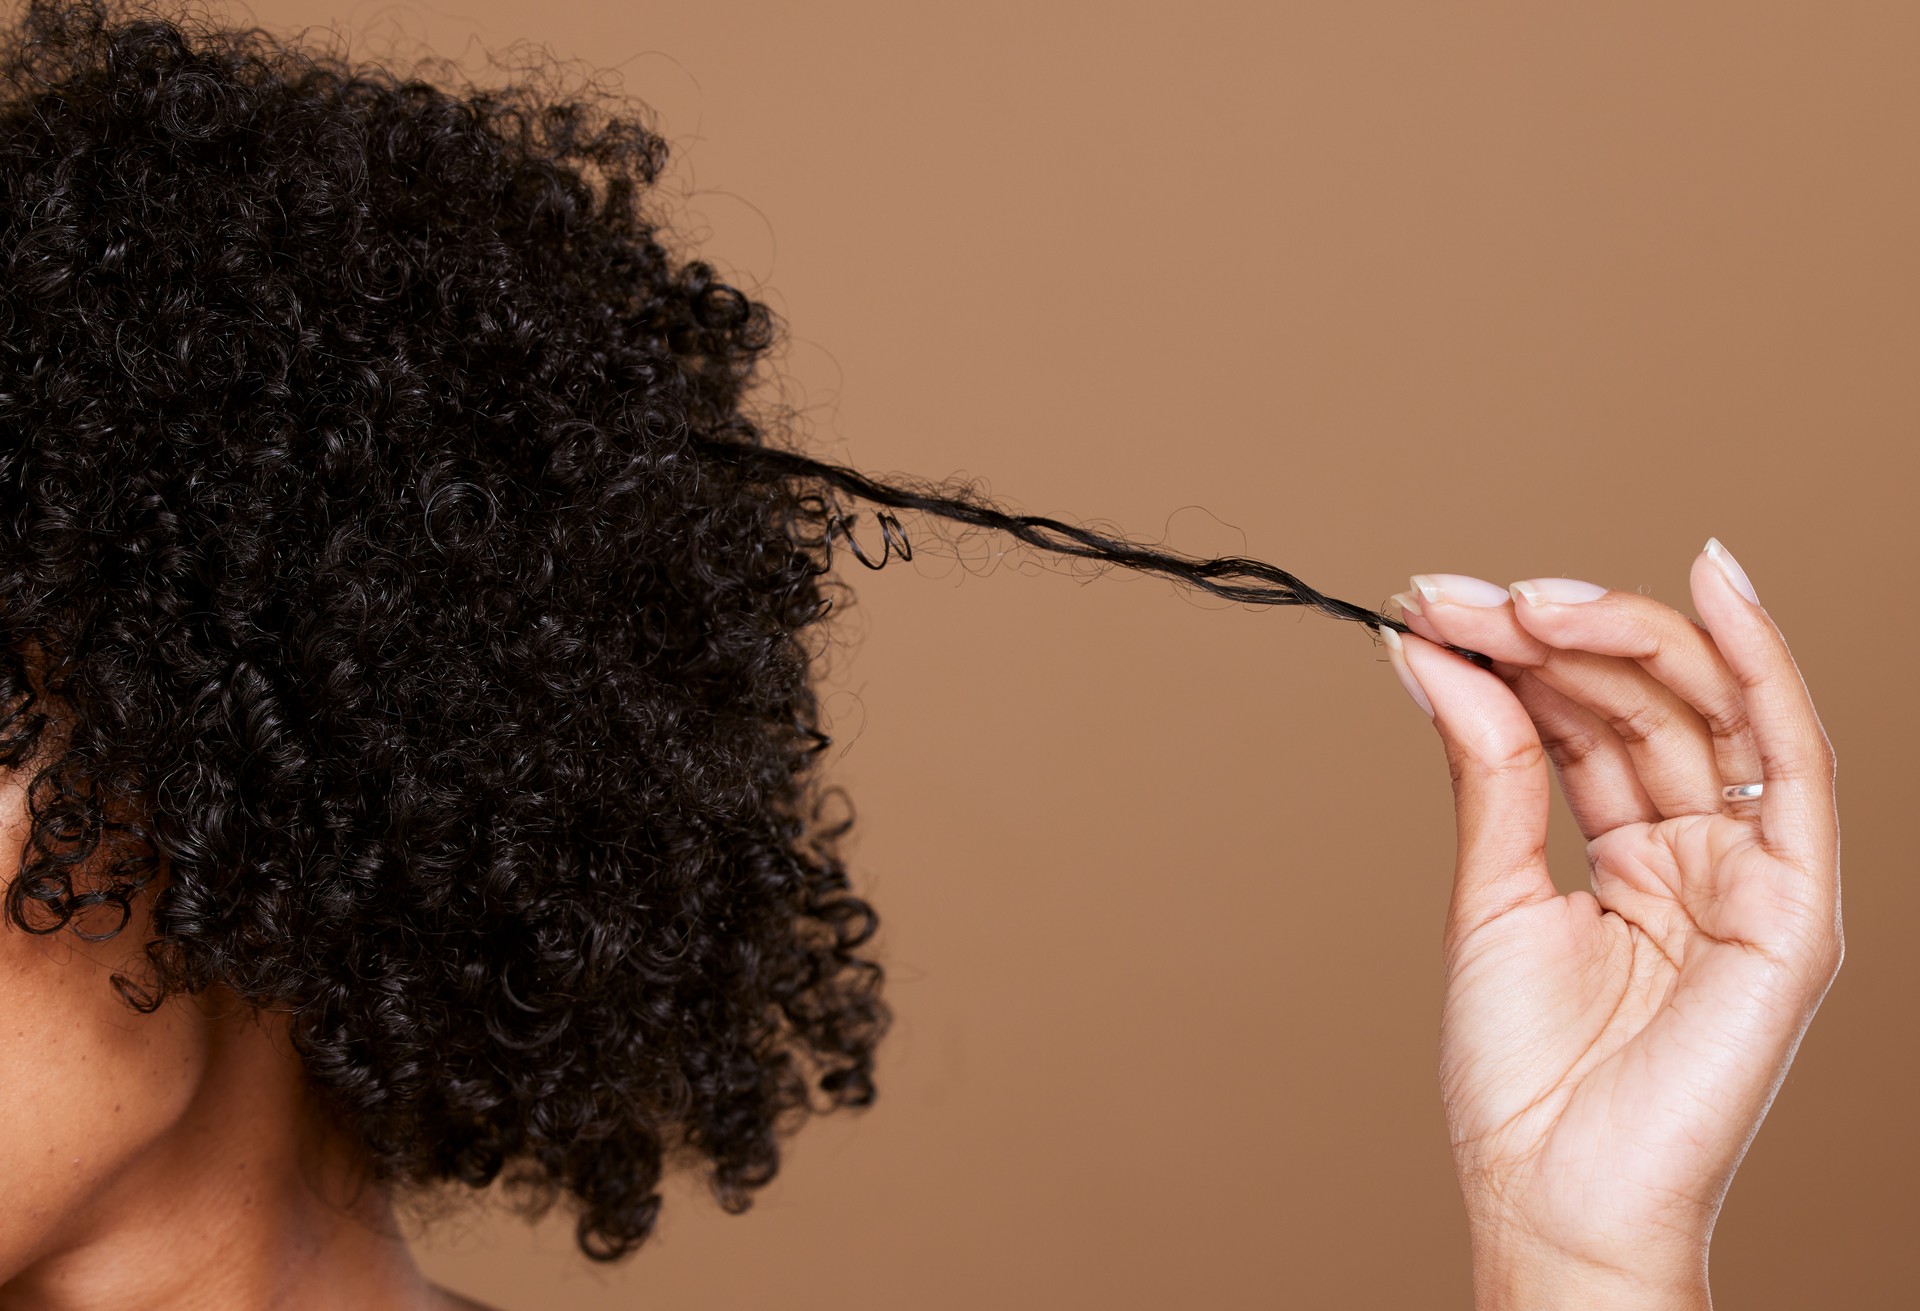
[0,2,1839,1307]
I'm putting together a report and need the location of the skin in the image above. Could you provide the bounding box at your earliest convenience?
[1381,539,1841,1310]
[0,537,1836,1307]
[0,771,497,1310]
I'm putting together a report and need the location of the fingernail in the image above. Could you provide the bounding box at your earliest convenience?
[1410,573,1512,608]
[1510,577,1608,607]
[1704,537,1759,604]
[1389,589,1423,617]
[1379,625,1435,717]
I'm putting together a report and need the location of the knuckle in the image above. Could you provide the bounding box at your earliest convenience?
[1760,741,1836,786]
[1708,707,1754,743]
[1445,735,1546,788]
[1619,609,1670,660]
[1609,700,1673,746]
[1815,731,1838,775]
[1486,736,1547,780]
[1539,721,1608,772]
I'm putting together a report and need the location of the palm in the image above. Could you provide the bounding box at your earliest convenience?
[1440,814,1812,1260]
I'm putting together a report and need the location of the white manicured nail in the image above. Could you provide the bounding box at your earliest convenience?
[1410,573,1512,608]
[1510,577,1608,606]
[1705,537,1759,604]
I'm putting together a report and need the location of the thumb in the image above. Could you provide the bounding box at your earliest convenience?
[1381,625,1558,942]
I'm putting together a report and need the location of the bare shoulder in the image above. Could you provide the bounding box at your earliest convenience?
[429,1285,505,1311]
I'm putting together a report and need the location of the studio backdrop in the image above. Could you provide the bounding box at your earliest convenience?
[232,2,1918,1307]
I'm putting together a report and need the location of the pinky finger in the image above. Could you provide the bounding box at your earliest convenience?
[1689,541,1839,881]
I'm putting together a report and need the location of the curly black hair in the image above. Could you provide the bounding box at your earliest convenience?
[0,0,1491,1266]
[0,0,885,1260]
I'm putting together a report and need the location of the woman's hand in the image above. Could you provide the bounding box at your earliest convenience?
[1379,540,1841,1311]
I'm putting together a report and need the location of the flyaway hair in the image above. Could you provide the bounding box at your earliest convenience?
[694,438,1495,668]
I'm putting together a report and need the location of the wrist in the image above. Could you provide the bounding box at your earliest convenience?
[1469,1228,1712,1311]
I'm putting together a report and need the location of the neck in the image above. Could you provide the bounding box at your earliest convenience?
[0,998,443,1311]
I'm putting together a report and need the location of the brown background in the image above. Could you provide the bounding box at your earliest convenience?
[236,2,1916,1306]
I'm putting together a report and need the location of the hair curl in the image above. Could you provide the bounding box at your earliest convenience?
[0,0,883,1259]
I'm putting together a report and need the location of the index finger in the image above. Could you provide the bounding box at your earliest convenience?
[1691,539,1838,878]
